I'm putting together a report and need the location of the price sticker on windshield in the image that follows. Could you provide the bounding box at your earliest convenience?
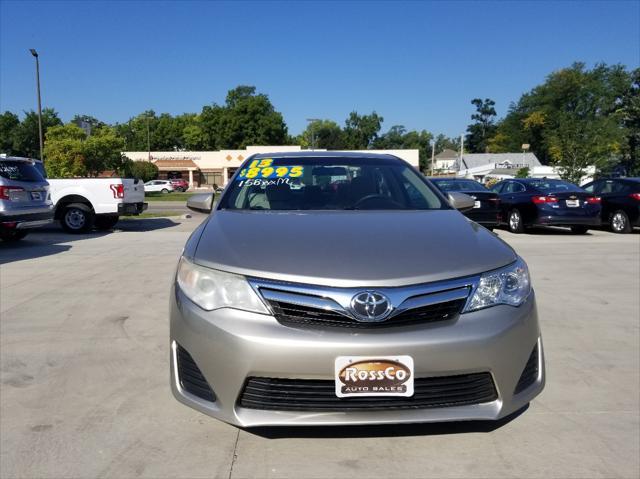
[237,159,304,180]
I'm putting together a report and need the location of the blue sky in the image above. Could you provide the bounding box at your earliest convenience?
[1,0,638,138]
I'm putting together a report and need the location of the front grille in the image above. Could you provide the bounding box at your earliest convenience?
[268,298,465,329]
[238,373,498,411]
[514,344,539,394]
[176,344,216,402]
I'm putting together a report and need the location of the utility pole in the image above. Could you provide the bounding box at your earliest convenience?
[430,141,435,176]
[146,114,151,161]
[459,134,464,175]
[29,49,44,163]
[306,118,321,150]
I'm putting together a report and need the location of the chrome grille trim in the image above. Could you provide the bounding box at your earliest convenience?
[249,276,479,321]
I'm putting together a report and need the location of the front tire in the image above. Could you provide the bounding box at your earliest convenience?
[611,210,632,234]
[61,203,94,234]
[0,229,28,242]
[94,215,119,230]
[570,226,589,234]
[508,209,525,234]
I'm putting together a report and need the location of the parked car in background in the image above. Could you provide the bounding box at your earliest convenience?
[0,156,54,241]
[145,180,175,194]
[490,178,601,234]
[171,152,544,427]
[581,178,640,234]
[430,178,501,230]
[29,159,147,233]
[170,179,189,192]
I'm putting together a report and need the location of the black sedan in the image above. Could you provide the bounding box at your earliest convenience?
[430,178,501,230]
[581,177,640,233]
[490,178,601,234]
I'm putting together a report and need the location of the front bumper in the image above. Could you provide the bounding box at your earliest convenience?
[170,287,544,427]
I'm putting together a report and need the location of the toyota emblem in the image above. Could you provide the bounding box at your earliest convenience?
[350,291,393,322]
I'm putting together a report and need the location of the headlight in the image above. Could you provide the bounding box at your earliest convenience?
[176,257,269,314]
[464,257,531,312]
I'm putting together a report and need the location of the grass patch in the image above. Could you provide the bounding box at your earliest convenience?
[121,211,182,219]
[145,192,198,202]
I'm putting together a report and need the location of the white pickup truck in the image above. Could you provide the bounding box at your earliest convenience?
[33,161,147,233]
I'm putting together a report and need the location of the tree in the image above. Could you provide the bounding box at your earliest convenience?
[374,125,433,171]
[129,160,159,182]
[43,124,86,178]
[300,120,345,149]
[83,126,127,176]
[515,166,530,178]
[491,63,633,170]
[343,111,383,149]
[465,98,497,153]
[43,123,127,178]
[433,134,459,154]
[12,108,62,158]
[617,68,640,175]
[0,111,20,155]
[200,86,288,149]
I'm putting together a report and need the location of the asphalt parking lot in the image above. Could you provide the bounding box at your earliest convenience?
[1,217,638,479]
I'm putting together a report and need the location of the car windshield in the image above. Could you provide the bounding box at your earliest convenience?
[0,160,45,182]
[528,179,583,193]
[219,156,446,210]
[433,179,489,192]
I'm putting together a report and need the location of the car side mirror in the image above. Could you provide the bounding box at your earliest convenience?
[187,193,215,213]
[447,192,475,212]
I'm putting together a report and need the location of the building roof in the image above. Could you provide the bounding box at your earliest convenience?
[152,159,199,169]
[435,149,458,159]
[456,153,541,170]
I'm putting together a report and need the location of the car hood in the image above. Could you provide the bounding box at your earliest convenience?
[193,210,516,287]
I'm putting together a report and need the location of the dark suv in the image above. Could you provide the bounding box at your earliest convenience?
[581,178,640,233]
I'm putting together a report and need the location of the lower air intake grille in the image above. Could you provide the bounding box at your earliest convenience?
[514,344,539,394]
[268,298,466,329]
[176,344,216,402]
[238,373,497,411]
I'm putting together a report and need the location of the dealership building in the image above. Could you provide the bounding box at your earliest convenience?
[124,146,419,189]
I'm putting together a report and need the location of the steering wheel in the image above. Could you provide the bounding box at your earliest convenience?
[354,194,404,209]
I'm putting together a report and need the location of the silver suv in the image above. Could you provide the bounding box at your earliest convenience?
[170,152,544,427]
[0,156,54,241]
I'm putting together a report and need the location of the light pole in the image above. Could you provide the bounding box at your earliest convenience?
[306,118,321,150]
[29,49,44,163]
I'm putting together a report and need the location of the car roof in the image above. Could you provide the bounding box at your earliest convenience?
[250,151,403,161]
[0,155,37,163]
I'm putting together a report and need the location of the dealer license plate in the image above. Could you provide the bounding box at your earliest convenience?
[335,356,414,398]
[566,199,580,208]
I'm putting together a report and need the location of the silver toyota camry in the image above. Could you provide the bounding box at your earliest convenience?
[170,152,544,427]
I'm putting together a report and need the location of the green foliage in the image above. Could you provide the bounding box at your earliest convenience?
[374,125,433,171]
[491,63,633,180]
[299,119,345,149]
[465,98,497,153]
[617,68,640,175]
[43,123,127,178]
[515,166,530,178]
[129,160,159,182]
[343,111,384,149]
[433,134,459,154]
[200,86,288,149]
[0,111,20,155]
[11,108,63,159]
[43,124,86,178]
